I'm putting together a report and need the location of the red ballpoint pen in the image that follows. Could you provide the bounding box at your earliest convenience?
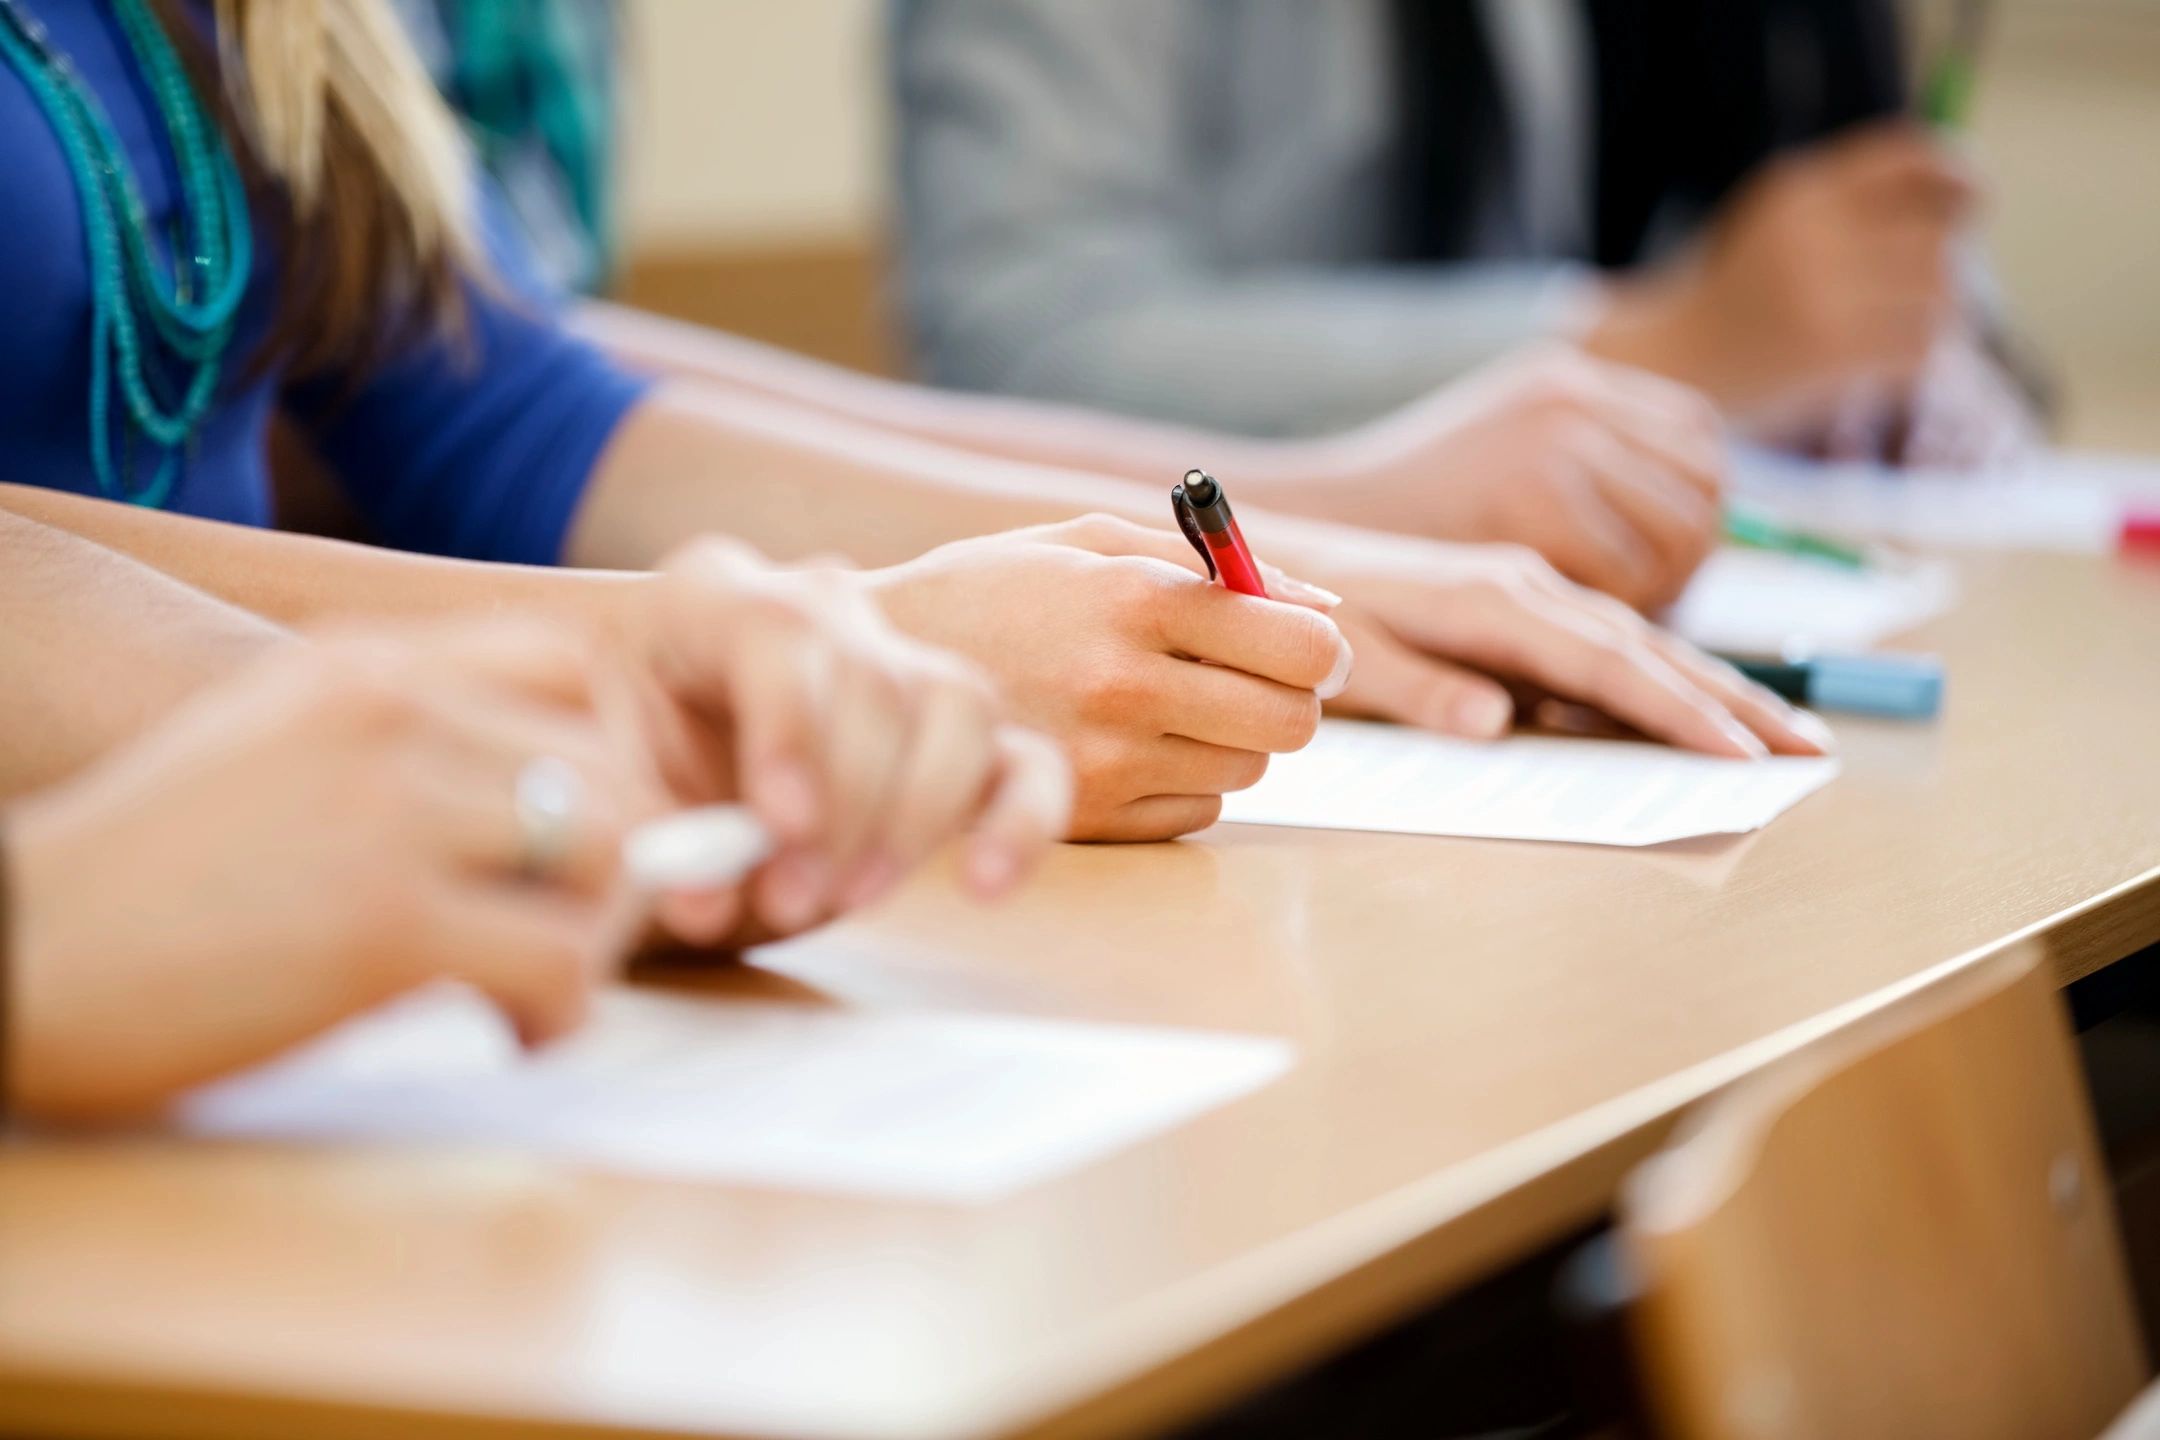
[1171,469,1269,598]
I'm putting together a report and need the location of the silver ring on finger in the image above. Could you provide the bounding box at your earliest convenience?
[513,755,587,882]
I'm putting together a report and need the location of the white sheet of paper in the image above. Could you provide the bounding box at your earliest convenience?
[1732,448,2160,553]
[180,988,1294,1204]
[1219,720,1839,846]
[1663,547,1956,654]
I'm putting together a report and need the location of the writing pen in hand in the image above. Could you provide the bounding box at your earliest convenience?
[1172,469,1269,597]
[1922,0,1991,131]
[1722,506,1871,571]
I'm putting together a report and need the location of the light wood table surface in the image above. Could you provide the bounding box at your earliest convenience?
[3,553,2159,1440]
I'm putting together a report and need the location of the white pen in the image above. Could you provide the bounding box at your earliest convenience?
[623,805,774,891]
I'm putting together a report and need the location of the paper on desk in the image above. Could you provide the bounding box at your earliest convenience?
[1731,448,2160,552]
[1663,547,1955,654]
[1218,720,1839,846]
[180,988,1293,1204]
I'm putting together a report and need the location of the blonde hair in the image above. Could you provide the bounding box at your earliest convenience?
[167,0,479,377]
[215,0,473,257]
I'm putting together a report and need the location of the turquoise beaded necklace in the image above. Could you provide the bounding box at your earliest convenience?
[0,0,252,507]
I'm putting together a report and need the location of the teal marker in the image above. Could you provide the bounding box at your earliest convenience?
[1720,652,1944,721]
[1722,506,1871,572]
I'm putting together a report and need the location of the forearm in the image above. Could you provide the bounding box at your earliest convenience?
[917,263,1587,439]
[0,508,285,796]
[565,382,1197,570]
[574,301,1290,487]
[0,485,648,648]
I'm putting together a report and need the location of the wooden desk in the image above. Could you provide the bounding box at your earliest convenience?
[3,553,2159,1440]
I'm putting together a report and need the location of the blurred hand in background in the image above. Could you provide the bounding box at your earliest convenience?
[1585,124,1991,437]
[1256,347,1727,613]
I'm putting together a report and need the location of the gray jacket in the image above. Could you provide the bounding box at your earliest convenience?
[890,0,1590,438]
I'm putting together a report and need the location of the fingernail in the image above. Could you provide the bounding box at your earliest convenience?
[1722,717,1772,759]
[964,838,1019,897]
[1788,707,1839,754]
[1316,638,1355,701]
[1272,572,1344,610]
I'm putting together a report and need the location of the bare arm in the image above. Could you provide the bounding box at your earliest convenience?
[0,483,648,635]
[573,301,1297,489]
[561,380,1200,571]
[0,508,287,797]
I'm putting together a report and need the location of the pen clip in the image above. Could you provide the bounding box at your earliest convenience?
[1170,485,1217,582]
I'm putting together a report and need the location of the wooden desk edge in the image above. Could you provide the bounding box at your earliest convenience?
[1001,864,2160,1440]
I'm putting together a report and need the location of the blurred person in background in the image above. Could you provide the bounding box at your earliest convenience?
[892,0,2046,471]
[388,0,1753,614]
[0,510,1073,1122]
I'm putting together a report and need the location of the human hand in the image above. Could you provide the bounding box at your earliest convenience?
[7,621,666,1123]
[617,537,1072,941]
[862,516,1352,842]
[1282,346,1727,612]
[1244,523,1835,758]
[1586,123,1975,425]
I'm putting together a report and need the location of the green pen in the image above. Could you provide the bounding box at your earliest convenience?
[1721,507,1871,572]
[1921,0,1990,130]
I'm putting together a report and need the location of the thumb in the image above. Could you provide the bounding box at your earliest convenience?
[1331,617,1516,740]
[1044,514,1341,610]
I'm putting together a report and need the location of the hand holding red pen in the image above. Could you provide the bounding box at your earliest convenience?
[864,514,1351,841]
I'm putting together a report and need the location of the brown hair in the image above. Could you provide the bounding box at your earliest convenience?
[152,0,479,381]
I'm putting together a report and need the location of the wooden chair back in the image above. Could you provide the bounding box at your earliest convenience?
[1620,943,2147,1440]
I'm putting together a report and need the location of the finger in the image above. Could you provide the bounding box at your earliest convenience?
[1086,794,1224,844]
[874,668,1001,894]
[1140,654,1324,753]
[402,746,631,898]
[1118,733,1272,799]
[1647,635,1838,757]
[1037,513,1345,613]
[1326,617,1516,739]
[817,651,916,889]
[1583,369,1730,505]
[416,882,608,1048]
[402,691,652,892]
[1579,429,1719,591]
[962,724,1074,896]
[1532,466,1664,605]
[725,619,829,845]
[1154,583,1354,696]
[1448,588,1773,759]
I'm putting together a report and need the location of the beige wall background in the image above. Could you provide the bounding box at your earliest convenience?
[617,0,2160,447]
